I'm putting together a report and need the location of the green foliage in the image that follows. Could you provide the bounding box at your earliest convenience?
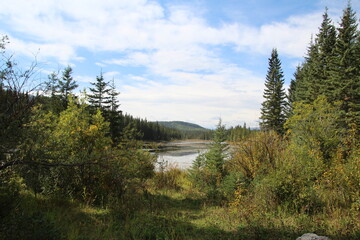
[292,5,360,131]
[228,131,284,181]
[285,96,343,164]
[88,71,111,110]
[153,159,184,190]
[14,97,155,205]
[158,121,212,139]
[190,120,229,201]
[57,66,78,108]
[260,49,287,134]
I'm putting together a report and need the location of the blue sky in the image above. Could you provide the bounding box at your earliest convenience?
[1,0,359,128]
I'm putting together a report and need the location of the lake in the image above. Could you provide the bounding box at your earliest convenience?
[155,140,210,169]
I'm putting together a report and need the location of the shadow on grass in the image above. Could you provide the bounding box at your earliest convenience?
[114,192,301,240]
[120,212,301,240]
[2,192,359,240]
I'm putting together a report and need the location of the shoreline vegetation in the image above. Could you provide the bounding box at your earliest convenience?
[1,3,360,239]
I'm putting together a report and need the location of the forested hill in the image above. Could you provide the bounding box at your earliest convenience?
[157,121,212,139]
[157,121,207,131]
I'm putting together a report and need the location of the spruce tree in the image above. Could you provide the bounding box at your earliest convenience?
[302,39,322,102]
[58,66,78,108]
[109,78,120,113]
[108,78,122,143]
[286,78,296,118]
[292,10,336,104]
[317,8,337,97]
[329,3,359,128]
[260,48,287,134]
[292,64,307,103]
[88,71,111,110]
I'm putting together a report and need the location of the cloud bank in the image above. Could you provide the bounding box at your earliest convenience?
[0,0,351,128]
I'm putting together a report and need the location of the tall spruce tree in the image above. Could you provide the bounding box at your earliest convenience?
[108,78,122,143]
[292,64,307,103]
[317,8,337,98]
[58,66,78,108]
[88,71,111,110]
[302,39,322,102]
[329,3,359,127]
[109,78,120,113]
[260,48,287,134]
[286,76,297,118]
[292,10,336,104]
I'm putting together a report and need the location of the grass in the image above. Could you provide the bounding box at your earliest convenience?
[1,170,359,239]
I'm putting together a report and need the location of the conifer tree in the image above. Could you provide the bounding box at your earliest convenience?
[107,78,122,143]
[44,71,63,113]
[260,49,287,134]
[329,3,359,128]
[302,39,322,102]
[45,72,59,97]
[58,66,78,108]
[317,8,337,97]
[109,78,120,113]
[286,78,297,118]
[292,9,336,104]
[292,64,307,103]
[88,71,111,110]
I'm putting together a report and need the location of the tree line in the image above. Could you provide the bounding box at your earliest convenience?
[260,4,359,136]
[41,67,183,142]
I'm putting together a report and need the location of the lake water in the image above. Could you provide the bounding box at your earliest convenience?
[155,141,209,169]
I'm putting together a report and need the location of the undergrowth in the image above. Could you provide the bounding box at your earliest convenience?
[1,164,359,240]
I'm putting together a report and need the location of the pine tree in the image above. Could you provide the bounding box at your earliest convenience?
[88,71,111,110]
[302,38,322,102]
[317,8,337,98]
[107,78,122,143]
[44,71,63,113]
[109,78,120,113]
[292,64,307,103]
[286,78,296,118]
[45,72,59,98]
[260,49,287,134]
[329,3,359,129]
[292,10,336,105]
[58,66,78,108]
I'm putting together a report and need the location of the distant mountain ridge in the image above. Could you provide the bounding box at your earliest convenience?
[157,121,208,132]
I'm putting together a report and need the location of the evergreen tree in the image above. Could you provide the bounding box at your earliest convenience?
[329,3,359,129]
[88,71,111,110]
[292,9,336,104]
[43,71,63,113]
[317,8,337,97]
[260,49,287,134]
[45,72,59,97]
[286,78,297,118]
[292,64,307,103]
[302,38,322,102]
[107,78,122,143]
[109,78,120,113]
[58,66,78,108]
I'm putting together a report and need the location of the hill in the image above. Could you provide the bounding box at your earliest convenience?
[157,121,211,139]
[157,121,207,132]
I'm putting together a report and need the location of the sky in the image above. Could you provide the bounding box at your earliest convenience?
[1,0,359,128]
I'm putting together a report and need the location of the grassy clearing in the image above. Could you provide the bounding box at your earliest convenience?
[2,168,359,240]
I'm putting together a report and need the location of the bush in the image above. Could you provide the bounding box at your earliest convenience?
[227,131,285,182]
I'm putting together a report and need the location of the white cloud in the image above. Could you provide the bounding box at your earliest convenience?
[6,37,79,64]
[117,63,264,128]
[1,0,355,127]
[1,0,325,61]
[103,71,120,78]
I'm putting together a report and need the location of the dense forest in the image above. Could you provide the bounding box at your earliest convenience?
[0,3,359,240]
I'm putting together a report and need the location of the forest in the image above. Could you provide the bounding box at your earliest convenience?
[0,3,359,240]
